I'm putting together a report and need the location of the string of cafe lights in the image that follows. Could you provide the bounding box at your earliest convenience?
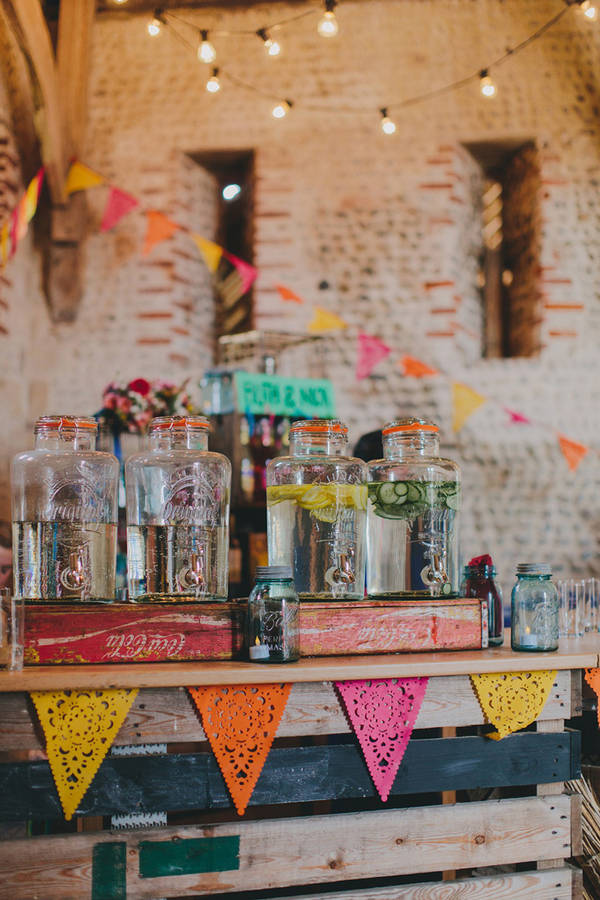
[131,0,598,132]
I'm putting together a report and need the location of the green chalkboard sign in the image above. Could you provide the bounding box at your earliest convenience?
[234,372,336,418]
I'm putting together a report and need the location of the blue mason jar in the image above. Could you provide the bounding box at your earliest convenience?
[511,563,559,652]
[247,565,300,663]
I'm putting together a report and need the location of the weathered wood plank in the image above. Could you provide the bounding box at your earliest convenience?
[0,671,574,751]
[269,866,576,899]
[0,731,580,820]
[0,796,574,899]
[56,0,94,158]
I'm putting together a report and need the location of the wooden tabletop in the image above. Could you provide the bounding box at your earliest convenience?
[0,632,597,691]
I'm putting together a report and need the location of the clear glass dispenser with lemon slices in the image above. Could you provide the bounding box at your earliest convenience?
[366,417,460,598]
[266,419,368,600]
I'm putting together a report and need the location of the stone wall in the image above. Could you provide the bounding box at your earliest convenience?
[1,0,600,590]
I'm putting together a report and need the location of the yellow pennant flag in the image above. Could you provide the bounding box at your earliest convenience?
[452,381,486,432]
[192,234,223,273]
[308,306,348,333]
[470,670,557,739]
[65,161,105,195]
[30,688,138,820]
[0,224,8,266]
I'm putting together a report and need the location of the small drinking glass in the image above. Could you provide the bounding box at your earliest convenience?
[0,590,24,671]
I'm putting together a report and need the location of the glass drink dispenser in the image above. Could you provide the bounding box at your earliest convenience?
[12,415,119,601]
[366,418,460,597]
[126,416,231,601]
[266,419,368,600]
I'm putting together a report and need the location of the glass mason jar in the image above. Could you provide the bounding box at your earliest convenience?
[366,418,460,597]
[247,565,299,663]
[462,560,504,646]
[12,416,119,602]
[126,416,231,602]
[266,419,368,600]
[511,564,559,651]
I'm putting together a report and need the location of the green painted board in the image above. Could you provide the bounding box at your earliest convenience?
[92,842,126,900]
[234,372,335,417]
[139,835,240,878]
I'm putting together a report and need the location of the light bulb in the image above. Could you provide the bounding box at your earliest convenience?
[479,70,497,98]
[198,30,216,64]
[147,16,162,37]
[223,184,241,201]
[206,67,220,93]
[380,108,396,135]
[272,100,291,119]
[257,28,282,57]
[581,1,598,20]
[318,10,339,37]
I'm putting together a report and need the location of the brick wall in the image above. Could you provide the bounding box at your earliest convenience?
[1,0,599,589]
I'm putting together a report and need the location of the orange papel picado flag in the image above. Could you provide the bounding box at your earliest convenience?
[188,683,291,815]
[452,381,486,432]
[30,688,139,821]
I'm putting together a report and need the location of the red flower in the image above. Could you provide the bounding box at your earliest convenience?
[128,377,151,396]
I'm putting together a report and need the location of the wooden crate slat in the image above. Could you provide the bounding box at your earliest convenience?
[0,796,574,899]
[0,731,580,820]
[0,671,573,752]
[267,866,576,900]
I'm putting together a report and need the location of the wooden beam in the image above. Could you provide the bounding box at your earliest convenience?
[5,0,67,203]
[56,0,95,159]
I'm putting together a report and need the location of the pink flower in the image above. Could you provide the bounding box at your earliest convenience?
[128,377,151,397]
[136,410,153,431]
[117,395,131,413]
[103,392,118,410]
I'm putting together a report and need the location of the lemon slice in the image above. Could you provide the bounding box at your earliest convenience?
[312,506,338,523]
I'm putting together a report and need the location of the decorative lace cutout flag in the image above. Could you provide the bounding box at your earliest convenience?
[188,683,291,815]
[585,669,600,727]
[30,688,138,820]
[276,284,304,304]
[335,677,429,801]
[223,251,258,295]
[470,670,557,739]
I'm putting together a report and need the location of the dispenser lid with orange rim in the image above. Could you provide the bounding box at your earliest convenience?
[382,417,439,436]
[35,415,98,432]
[290,418,348,437]
[149,415,210,431]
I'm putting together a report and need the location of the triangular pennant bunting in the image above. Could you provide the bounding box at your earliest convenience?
[335,678,429,802]
[100,187,139,232]
[188,683,291,815]
[356,332,391,379]
[505,407,531,425]
[30,688,138,820]
[452,381,486,432]
[0,224,8,266]
[24,169,44,223]
[585,669,600,727]
[400,355,438,377]
[308,306,347,333]
[276,284,305,304]
[192,234,223,273]
[558,434,588,472]
[65,161,105,195]
[223,251,258,295]
[470,670,557,739]
[143,210,179,255]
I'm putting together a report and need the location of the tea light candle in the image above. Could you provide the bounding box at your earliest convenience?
[249,637,270,661]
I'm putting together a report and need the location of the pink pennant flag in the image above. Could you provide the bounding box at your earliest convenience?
[504,407,531,425]
[336,677,429,802]
[356,332,391,380]
[101,187,139,232]
[223,251,258,295]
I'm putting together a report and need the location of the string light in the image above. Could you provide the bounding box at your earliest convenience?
[479,69,497,98]
[198,30,217,64]
[206,67,221,93]
[580,0,598,20]
[147,9,164,37]
[272,100,292,119]
[318,0,339,38]
[380,108,396,135]
[257,28,282,57]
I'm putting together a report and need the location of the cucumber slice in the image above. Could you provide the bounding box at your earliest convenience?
[393,482,408,498]
[446,493,460,510]
[442,582,452,595]
[378,483,398,505]
[406,483,424,503]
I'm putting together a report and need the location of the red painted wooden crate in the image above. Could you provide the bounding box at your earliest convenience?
[23,597,487,665]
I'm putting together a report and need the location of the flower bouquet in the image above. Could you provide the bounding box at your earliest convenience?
[96,378,197,435]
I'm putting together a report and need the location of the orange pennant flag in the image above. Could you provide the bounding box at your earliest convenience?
[188,683,291,815]
[558,434,588,472]
[192,234,223,273]
[400,355,438,377]
[143,210,179,256]
[276,284,305,304]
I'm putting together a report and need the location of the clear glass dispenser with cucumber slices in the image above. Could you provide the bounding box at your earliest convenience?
[366,417,460,598]
[266,419,368,600]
